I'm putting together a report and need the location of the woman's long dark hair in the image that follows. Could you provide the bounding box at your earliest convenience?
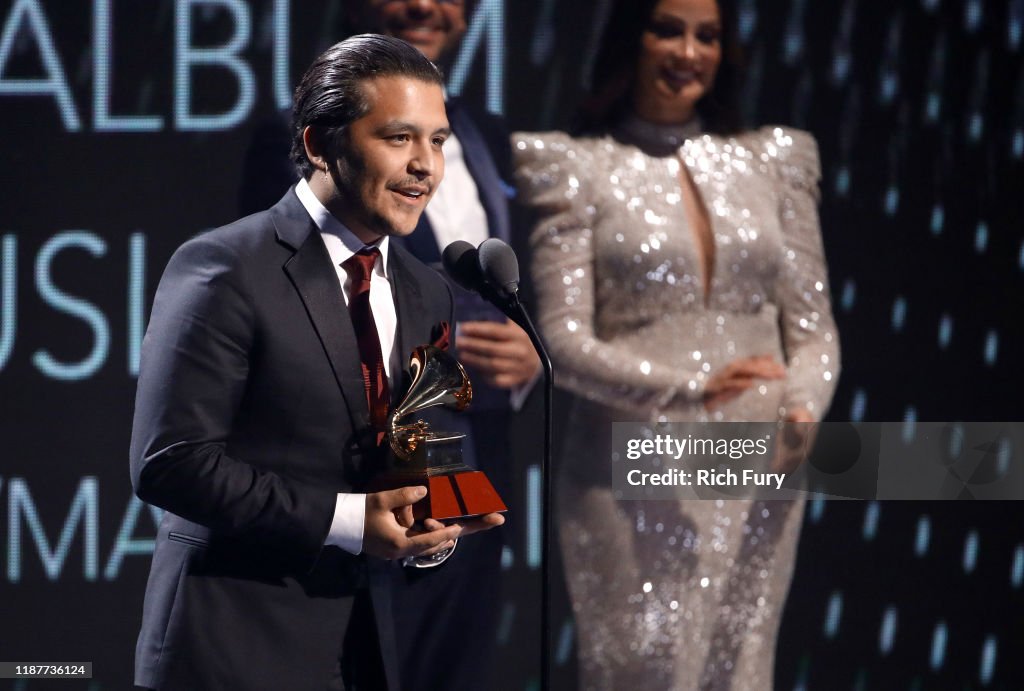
[573,0,744,136]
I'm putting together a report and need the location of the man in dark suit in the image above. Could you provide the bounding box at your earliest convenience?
[131,34,502,690]
[238,4,540,690]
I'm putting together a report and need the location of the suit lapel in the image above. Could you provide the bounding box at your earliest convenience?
[273,191,370,434]
[388,248,428,404]
[447,100,511,244]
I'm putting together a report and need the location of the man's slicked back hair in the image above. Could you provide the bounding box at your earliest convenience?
[289,34,444,178]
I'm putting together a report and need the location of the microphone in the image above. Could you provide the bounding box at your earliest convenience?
[477,238,520,299]
[441,240,484,293]
[442,239,519,321]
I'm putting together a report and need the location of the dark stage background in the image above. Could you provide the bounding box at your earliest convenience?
[1,0,1022,689]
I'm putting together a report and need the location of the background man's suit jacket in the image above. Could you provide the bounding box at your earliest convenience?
[130,188,454,690]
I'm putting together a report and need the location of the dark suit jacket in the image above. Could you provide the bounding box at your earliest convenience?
[130,187,454,690]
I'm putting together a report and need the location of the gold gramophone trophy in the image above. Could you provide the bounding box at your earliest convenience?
[379,344,507,521]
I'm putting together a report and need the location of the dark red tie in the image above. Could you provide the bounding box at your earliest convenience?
[342,248,390,444]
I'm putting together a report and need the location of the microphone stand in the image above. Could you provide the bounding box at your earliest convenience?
[445,238,555,689]
[508,293,554,691]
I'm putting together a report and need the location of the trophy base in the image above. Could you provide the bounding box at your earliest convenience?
[372,467,507,521]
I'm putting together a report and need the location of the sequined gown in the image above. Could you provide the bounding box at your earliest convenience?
[513,120,840,690]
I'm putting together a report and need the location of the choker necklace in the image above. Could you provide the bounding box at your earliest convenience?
[614,114,703,157]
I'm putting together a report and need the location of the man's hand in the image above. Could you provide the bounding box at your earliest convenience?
[362,487,506,560]
[457,319,541,389]
[703,355,786,410]
[362,487,461,560]
[420,512,505,537]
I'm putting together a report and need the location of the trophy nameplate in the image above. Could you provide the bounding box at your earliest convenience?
[376,345,507,521]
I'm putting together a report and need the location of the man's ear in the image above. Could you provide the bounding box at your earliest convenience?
[302,125,325,170]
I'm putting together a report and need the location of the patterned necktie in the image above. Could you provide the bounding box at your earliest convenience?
[342,248,390,444]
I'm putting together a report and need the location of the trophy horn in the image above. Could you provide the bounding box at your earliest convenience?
[388,345,472,459]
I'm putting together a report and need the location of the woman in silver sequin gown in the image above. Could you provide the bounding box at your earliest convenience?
[512,0,840,688]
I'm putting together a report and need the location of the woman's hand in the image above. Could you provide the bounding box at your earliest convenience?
[771,407,817,474]
[703,355,786,410]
